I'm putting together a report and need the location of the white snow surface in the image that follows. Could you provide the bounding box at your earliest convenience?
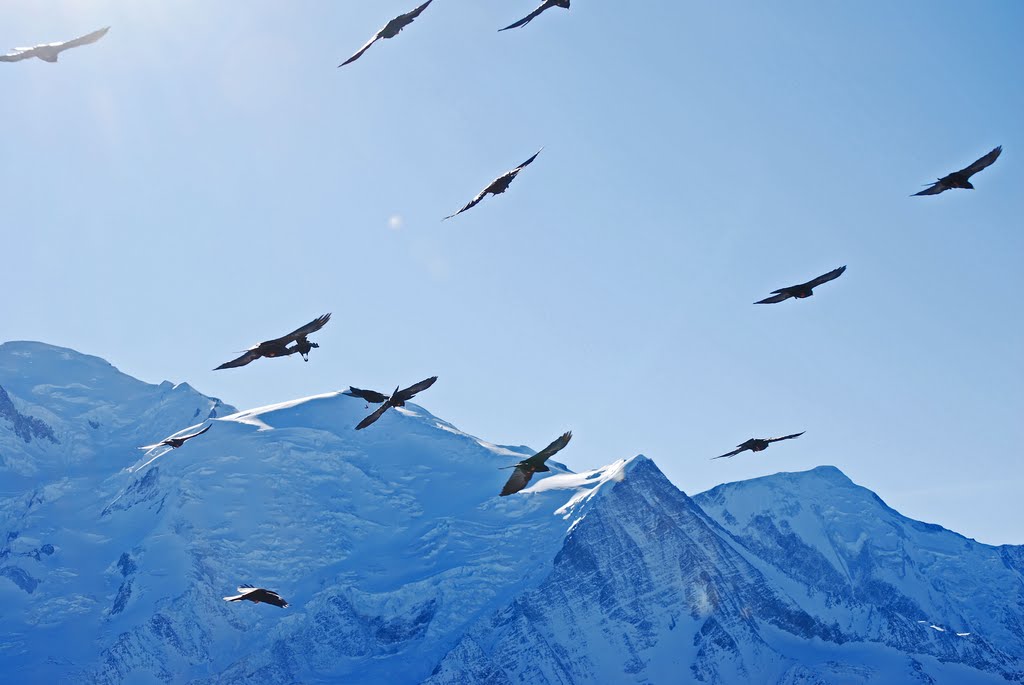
[2,342,1023,684]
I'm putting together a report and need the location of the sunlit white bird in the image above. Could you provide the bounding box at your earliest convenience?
[0,27,110,63]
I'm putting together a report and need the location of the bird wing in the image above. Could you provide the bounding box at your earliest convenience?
[339,34,380,67]
[499,1,554,31]
[177,423,212,442]
[0,49,35,62]
[395,376,438,402]
[402,0,434,21]
[803,265,847,290]
[214,348,262,370]
[255,589,289,607]
[754,292,792,305]
[499,466,535,496]
[767,431,805,443]
[443,187,490,220]
[346,387,390,404]
[960,145,1002,178]
[272,313,331,346]
[57,27,110,52]
[712,446,747,460]
[512,148,543,172]
[912,181,947,196]
[529,431,572,464]
[356,403,391,430]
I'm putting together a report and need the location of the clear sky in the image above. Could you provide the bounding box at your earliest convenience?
[2,1,1022,543]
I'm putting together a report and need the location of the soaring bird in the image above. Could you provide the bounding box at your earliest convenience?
[223,585,289,608]
[139,423,212,450]
[443,149,542,221]
[347,376,438,430]
[499,0,570,32]
[499,431,572,496]
[339,0,433,67]
[712,432,804,460]
[913,146,1002,196]
[215,314,331,370]
[755,266,846,305]
[0,27,109,63]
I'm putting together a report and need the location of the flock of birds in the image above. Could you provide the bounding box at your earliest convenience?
[6,5,1005,612]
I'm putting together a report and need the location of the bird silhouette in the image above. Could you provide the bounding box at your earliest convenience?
[347,376,438,430]
[499,1,570,32]
[339,0,433,67]
[444,149,542,220]
[755,266,846,304]
[223,585,289,608]
[215,314,331,370]
[139,423,212,451]
[712,432,804,460]
[499,431,572,496]
[913,146,1002,196]
[1,27,109,63]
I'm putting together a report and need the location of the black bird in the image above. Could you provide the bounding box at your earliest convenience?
[499,0,570,32]
[140,423,212,450]
[339,0,433,67]
[223,585,289,608]
[755,266,846,305]
[712,432,805,460]
[443,149,542,220]
[0,27,109,63]
[215,314,331,370]
[913,146,1002,196]
[347,376,438,430]
[499,431,572,496]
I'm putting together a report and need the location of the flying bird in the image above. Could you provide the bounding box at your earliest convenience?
[215,314,331,370]
[0,27,109,63]
[339,0,433,67]
[712,432,805,460]
[347,376,438,430]
[755,266,846,304]
[499,431,572,496]
[443,149,542,220]
[139,423,212,450]
[223,585,289,608]
[499,0,570,32]
[913,146,1002,196]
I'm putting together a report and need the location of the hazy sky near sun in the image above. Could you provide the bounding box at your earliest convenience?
[2,1,1022,543]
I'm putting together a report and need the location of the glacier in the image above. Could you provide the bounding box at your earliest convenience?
[1,341,1022,684]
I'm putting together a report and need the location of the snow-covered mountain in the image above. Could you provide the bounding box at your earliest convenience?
[2,342,1022,684]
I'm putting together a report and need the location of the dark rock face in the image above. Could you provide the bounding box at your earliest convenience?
[0,564,40,593]
[0,385,58,445]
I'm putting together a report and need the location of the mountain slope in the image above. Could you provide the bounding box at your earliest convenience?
[2,342,1022,684]
[695,466,1024,681]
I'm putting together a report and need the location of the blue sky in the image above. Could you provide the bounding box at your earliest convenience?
[2,1,1022,543]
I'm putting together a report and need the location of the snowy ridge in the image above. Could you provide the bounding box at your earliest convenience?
[2,343,1023,684]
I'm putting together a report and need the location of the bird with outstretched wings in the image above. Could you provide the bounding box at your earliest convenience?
[215,314,331,370]
[499,0,570,32]
[223,585,289,608]
[913,146,1002,196]
[139,423,212,450]
[755,266,846,305]
[1,27,109,63]
[712,432,804,460]
[444,149,542,220]
[339,0,433,67]
[499,431,572,496]
[347,376,438,430]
